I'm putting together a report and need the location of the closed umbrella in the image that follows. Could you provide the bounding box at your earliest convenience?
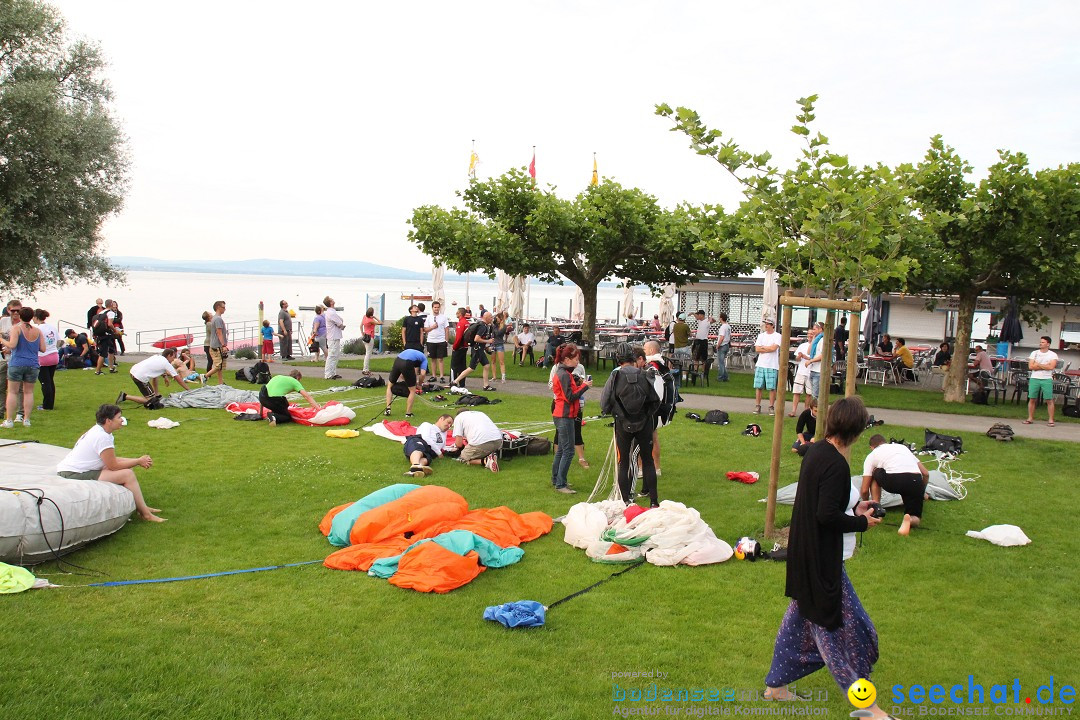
[998,297,1023,359]
[496,270,511,313]
[622,281,635,322]
[509,275,526,320]
[432,265,446,305]
[658,284,676,327]
[862,292,883,353]
[761,270,779,326]
[572,286,585,321]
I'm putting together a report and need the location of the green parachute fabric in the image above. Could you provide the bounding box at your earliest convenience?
[327,483,420,547]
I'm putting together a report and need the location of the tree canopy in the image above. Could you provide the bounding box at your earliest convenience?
[407,167,751,345]
[0,0,129,294]
[908,136,1080,401]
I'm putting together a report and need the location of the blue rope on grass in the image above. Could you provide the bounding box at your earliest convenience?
[88,560,323,587]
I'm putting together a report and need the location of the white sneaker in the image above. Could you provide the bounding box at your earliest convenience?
[483,453,500,473]
[0,420,13,429]
[14,413,22,423]
[22,419,30,427]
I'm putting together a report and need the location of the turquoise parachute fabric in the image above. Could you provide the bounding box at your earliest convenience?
[367,529,524,579]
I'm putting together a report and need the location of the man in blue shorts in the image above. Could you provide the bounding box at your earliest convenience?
[403,414,453,477]
[385,348,427,417]
[753,319,782,415]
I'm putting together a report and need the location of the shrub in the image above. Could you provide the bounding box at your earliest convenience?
[382,319,404,353]
[342,337,365,354]
[234,346,257,360]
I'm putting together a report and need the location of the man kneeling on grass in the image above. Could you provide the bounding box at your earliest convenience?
[117,347,196,407]
[403,414,453,477]
[261,370,323,427]
[449,409,502,473]
[56,404,164,522]
[860,434,930,536]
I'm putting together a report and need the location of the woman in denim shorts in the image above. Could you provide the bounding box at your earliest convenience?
[2,307,44,428]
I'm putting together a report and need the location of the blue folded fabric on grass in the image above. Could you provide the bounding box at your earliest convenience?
[483,600,546,628]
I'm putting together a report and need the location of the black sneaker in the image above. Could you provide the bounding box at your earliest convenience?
[383,408,391,416]
[116,391,127,404]
[404,413,414,418]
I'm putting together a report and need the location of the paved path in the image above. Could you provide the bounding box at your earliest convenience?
[125,351,1078,443]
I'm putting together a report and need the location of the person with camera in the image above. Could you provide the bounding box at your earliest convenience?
[861,433,929,537]
[764,397,886,710]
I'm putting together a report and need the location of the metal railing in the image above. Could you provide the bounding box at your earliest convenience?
[135,320,264,353]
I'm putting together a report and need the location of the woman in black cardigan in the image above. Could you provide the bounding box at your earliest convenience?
[764,397,885,713]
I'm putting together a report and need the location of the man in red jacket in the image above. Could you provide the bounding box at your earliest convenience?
[450,307,471,391]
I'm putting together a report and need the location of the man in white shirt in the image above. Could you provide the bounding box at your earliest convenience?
[403,414,454,477]
[789,325,815,417]
[424,300,450,383]
[450,409,503,472]
[1026,335,1059,426]
[56,403,164,522]
[692,309,711,372]
[117,348,194,407]
[323,296,345,380]
[515,324,536,366]
[714,312,732,382]
[860,434,930,536]
[752,319,782,415]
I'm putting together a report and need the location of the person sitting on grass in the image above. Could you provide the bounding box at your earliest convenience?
[166,347,202,385]
[261,370,323,427]
[116,348,196,407]
[860,434,930,536]
[448,409,503,473]
[403,414,454,477]
[791,398,818,456]
[385,348,427,418]
[56,404,165,522]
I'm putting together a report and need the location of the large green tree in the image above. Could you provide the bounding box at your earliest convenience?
[909,136,1080,402]
[408,167,751,345]
[0,0,129,294]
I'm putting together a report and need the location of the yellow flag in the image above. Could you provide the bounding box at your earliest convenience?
[468,150,479,178]
[590,154,598,186]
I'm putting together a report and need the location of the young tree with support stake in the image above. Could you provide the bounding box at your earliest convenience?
[408,167,751,348]
[657,95,921,537]
[909,137,1080,403]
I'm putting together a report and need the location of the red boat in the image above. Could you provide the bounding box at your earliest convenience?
[152,333,193,349]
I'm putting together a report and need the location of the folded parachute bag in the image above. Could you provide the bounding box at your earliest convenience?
[484,600,546,628]
[323,483,421,547]
[348,485,469,546]
[369,529,524,579]
[388,544,486,593]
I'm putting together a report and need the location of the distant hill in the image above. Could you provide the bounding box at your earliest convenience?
[109,256,443,280]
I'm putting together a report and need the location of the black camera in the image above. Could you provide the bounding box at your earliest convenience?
[868,502,886,519]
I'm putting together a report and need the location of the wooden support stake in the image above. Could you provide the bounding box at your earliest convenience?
[765,301,794,539]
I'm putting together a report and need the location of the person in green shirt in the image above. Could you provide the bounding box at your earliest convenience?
[260,370,323,426]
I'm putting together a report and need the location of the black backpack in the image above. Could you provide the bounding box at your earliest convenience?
[923,428,963,455]
[353,375,385,388]
[251,361,270,384]
[610,367,660,433]
[92,312,110,335]
[647,360,678,424]
[701,410,730,425]
[462,322,485,346]
[524,435,552,455]
[455,394,491,406]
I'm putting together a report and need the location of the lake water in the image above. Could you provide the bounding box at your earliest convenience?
[21,270,663,347]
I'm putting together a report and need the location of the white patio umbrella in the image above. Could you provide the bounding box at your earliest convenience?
[431,265,446,305]
[496,269,511,313]
[659,283,676,326]
[509,275,526,320]
[622,281,635,321]
[761,269,779,326]
[572,285,585,321]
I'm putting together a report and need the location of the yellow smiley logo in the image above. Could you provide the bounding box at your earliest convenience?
[847,679,876,709]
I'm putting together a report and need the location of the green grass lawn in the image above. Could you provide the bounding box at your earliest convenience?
[5,364,1077,719]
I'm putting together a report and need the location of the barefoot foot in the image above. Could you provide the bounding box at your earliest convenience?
[898,513,912,536]
[140,512,167,522]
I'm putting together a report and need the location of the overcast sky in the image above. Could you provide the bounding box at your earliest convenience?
[52,1,1080,270]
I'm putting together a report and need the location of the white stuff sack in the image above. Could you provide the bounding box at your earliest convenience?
[966,524,1031,547]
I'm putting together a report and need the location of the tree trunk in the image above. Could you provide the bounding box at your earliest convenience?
[580,283,599,350]
[943,291,977,403]
[815,311,836,440]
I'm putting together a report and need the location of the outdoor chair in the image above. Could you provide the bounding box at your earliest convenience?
[686,357,713,387]
[865,357,894,386]
[1010,368,1030,404]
